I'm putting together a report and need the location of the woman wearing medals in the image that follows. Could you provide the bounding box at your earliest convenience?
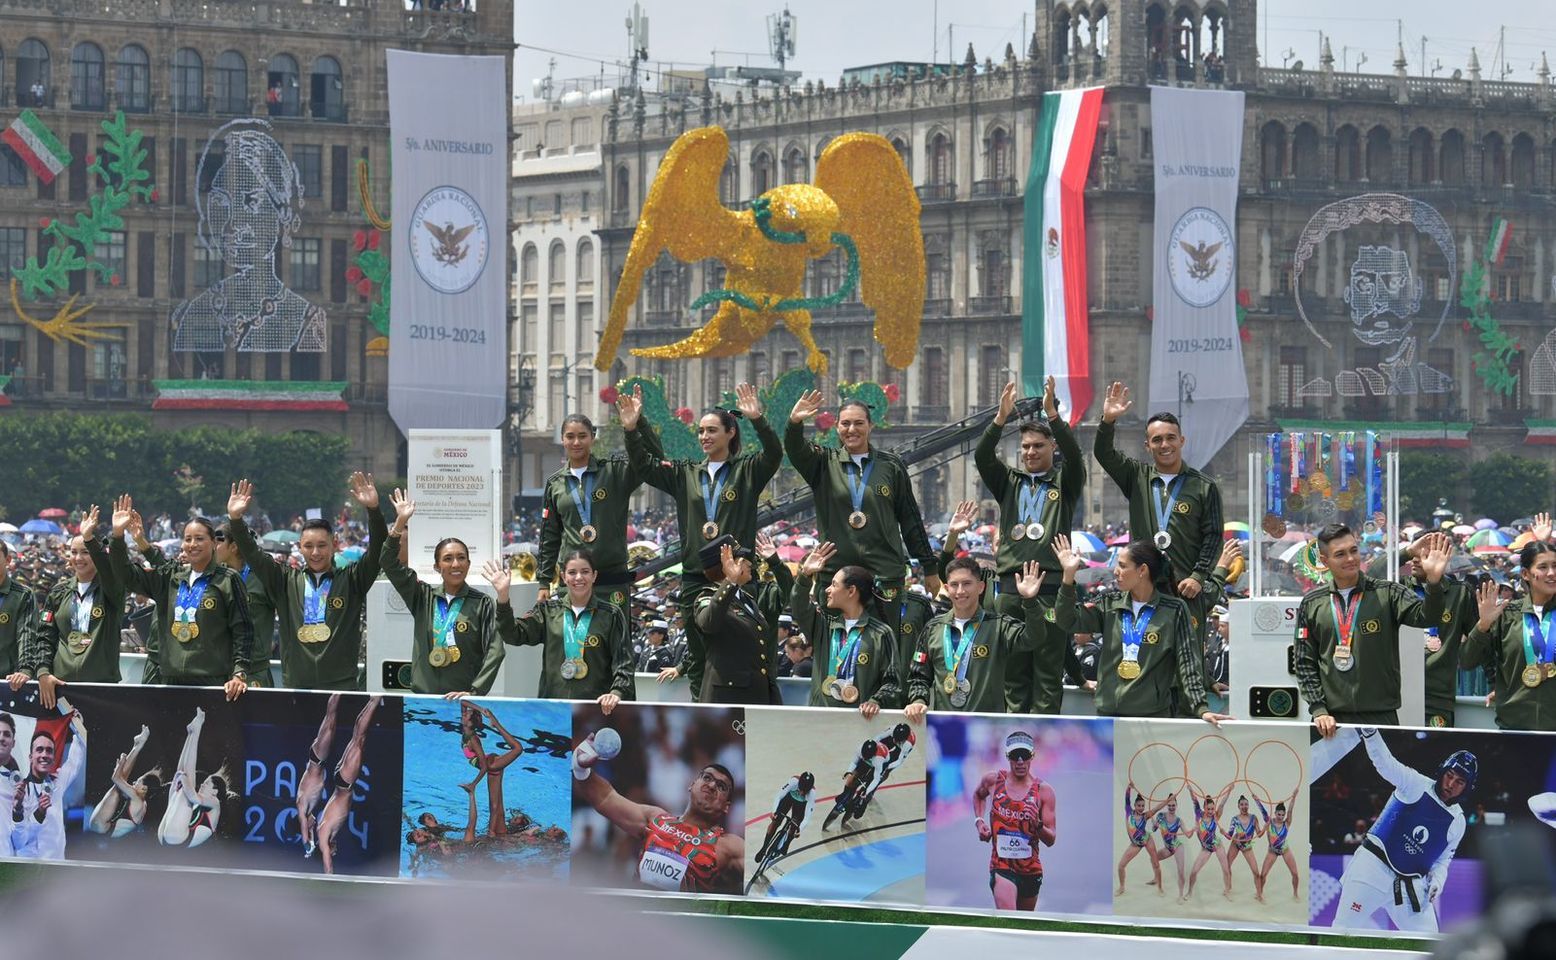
[1463,539,1556,730]
[625,382,782,701]
[380,490,506,698]
[106,495,252,701]
[904,556,1048,717]
[791,542,901,716]
[1051,535,1230,724]
[5,505,123,708]
[497,549,633,713]
[537,388,664,623]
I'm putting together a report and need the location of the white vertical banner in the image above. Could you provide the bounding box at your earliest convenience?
[1148,87,1248,469]
[387,50,507,433]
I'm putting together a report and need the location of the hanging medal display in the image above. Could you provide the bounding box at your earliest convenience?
[1118,606,1151,681]
[430,595,465,668]
[828,623,864,703]
[563,607,593,682]
[1016,477,1050,546]
[570,470,599,544]
[1151,475,1184,552]
[67,588,94,651]
[700,465,726,541]
[298,573,333,644]
[1331,590,1362,672]
[172,574,211,643]
[942,613,982,709]
[845,458,874,531]
[1520,608,1556,688]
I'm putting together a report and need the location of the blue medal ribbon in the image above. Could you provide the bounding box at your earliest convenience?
[1018,476,1051,526]
[942,612,984,684]
[1414,586,1439,638]
[700,465,728,527]
[433,595,465,650]
[831,624,863,681]
[1521,608,1556,669]
[303,573,333,625]
[845,458,875,514]
[1121,605,1153,667]
[564,607,593,661]
[1151,476,1184,538]
[175,573,212,624]
[568,469,598,527]
[71,583,95,633]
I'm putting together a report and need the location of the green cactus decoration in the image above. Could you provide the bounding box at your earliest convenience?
[347,230,390,336]
[1461,256,1519,397]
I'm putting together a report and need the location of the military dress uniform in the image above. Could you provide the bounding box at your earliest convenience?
[753,556,795,673]
[907,599,1046,713]
[1053,584,1208,718]
[110,536,253,687]
[508,593,634,702]
[1462,596,1556,731]
[380,532,506,696]
[974,412,1084,714]
[1293,575,1445,725]
[0,570,39,678]
[20,535,123,683]
[625,416,782,701]
[784,421,938,640]
[231,512,387,691]
[791,575,901,709]
[695,581,781,704]
[234,563,277,687]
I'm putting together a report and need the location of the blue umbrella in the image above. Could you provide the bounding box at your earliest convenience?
[19,518,63,535]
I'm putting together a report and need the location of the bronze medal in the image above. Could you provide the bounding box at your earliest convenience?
[67,630,91,652]
[840,682,860,704]
[1118,659,1142,680]
[847,511,868,530]
[1425,636,1442,653]
[429,646,449,668]
[701,521,719,540]
[1261,512,1287,539]
[1008,523,1026,542]
[580,524,599,543]
[1523,664,1543,688]
[1547,663,1556,680]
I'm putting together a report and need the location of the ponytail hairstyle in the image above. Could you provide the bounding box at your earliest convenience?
[702,407,743,457]
[838,398,874,424]
[184,516,219,540]
[561,548,597,572]
[561,413,597,437]
[836,564,887,620]
[1122,539,1167,584]
[433,537,470,565]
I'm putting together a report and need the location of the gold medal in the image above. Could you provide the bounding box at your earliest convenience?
[942,674,958,695]
[840,682,860,704]
[1335,490,1355,510]
[573,659,588,680]
[847,511,868,530]
[1523,664,1543,688]
[1118,659,1141,680]
[1547,663,1556,680]
[824,675,842,700]
[1288,492,1306,510]
[67,630,92,652]
[579,524,599,543]
[298,624,331,644]
[449,644,461,664]
[1008,523,1026,542]
[171,622,198,642]
[701,521,719,540]
[429,646,449,668]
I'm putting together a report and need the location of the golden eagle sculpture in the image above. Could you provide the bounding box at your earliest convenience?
[596,126,924,375]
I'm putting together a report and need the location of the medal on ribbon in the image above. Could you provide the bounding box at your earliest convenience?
[845,458,874,530]
[563,607,593,681]
[700,465,727,541]
[1520,607,1555,688]
[1331,590,1362,672]
[299,573,333,644]
[173,573,211,643]
[1118,606,1151,681]
[1017,476,1050,545]
[431,595,465,668]
[829,623,864,700]
[1152,476,1184,551]
[570,470,599,543]
[942,613,982,708]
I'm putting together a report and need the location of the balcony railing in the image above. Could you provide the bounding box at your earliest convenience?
[916,182,957,203]
[967,295,1012,316]
[921,297,952,317]
[971,177,1017,198]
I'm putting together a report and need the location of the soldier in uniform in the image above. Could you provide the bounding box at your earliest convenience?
[1052,535,1231,724]
[500,549,633,713]
[226,474,387,691]
[976,377,1084,714]
[693,536,781,705]
[785,390,940,645]
[791,542,901,716]
[904,558,1048,716]
[1369,532,1479,727]
[6,506,116,707]
[1296,526,1452,736]
[0,538,36,683]
[625,383,781,702]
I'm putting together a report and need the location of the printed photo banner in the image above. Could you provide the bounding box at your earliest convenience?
[3,682,1555,941]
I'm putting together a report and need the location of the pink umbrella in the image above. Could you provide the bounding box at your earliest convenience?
[776,544,807,562]
[1472,543,1510,555]
[1106,534,1130,546]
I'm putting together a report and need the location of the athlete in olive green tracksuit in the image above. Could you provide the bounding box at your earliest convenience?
[906,560,1048,714]
[14,508,122,701]
[792,561,901,711]
[1367,544,1476,727]
[0,541,36,679]
[507,587,634,704]
[976,378,1084,714]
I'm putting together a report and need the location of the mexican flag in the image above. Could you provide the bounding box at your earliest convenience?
[1486,216,1512,265]
[1022,87,1103,426]
[2,110,72,184]
[152,379,349,412]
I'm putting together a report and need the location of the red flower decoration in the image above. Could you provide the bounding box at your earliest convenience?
[345,265,364,283]
[356,278,373,297]
[599,385,619,405]
[1236,288,1252,308]
[1239,327,1251,343]
[352,230,367,252]
[1144,305,1154,323]
[816,411,838,431]
[109,274,121,286]
[149,189,159,203]
[675,406,695,425]
[38,217,50,228]
[1461,322,1472,332]
[884,383,901,402]
[367,232,381,251]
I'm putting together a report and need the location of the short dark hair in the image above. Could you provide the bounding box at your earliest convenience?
[1315,524,1354,549]
[1145,412,1180,431]
[0,712,14,734]
[944,557,983,581]
[1017,420,1054,440]
[300,518,333,537]
[704,763,735,792]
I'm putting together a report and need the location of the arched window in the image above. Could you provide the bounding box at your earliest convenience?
[751,149,773,195]
[548,241,566,289]
[782,144,807,184]
[16,39,49,108]
[1291,123,1320,179]
[265,54,300,117]
[1334,125,1361,182]
[214,51,246,115]
[171,48,203,113]
[309,56,344,122]
[520,244,539,292]
[612,164,630,211]
[928,131,953,186]
[1482,132,1506,187]
[984,126,1011,181]
[1172,4,1197,74]
[1201,5,1228,81]
[1145,3,1170,79]
[1364,126,1392,183]
[1439,129,1466,184]
[1407,128,1434,185]
[576,240,594,286]
[1090,5,1111,62]
[889,135,911,177]
[116,45,149,112]
[1054,8,1073,69]
[1259,120,1287,182]
[719,153,737,203]
[70,42,105,111]
[1509,133,1534,189]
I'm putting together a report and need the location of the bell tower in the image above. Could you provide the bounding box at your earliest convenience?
[1033,0,1259,89]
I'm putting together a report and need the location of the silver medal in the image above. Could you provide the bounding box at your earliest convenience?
[1008,524,1026,542]
[1153,531,1172,551]
[949,678,972,709]
[1026,522,1045,542]
[560,659,578,680]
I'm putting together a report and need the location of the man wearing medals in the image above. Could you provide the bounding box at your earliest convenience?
[1462,538,1556,730]
[538,389,665,626]
[904,558,1049,716]
[1371,533,1479,728]
[213,519,278,687]
[107,495,252,701]
[976,377,1085,714]
[380,490,506,698]
[6,506,122,708]
[692,536,782,705]
[499,549,633,712]
[785,391,941,641]
[225,475,387,691]
[792,542,901,715]
[1296,526,1453,737]
[1051,535,1231,724]
[625,383,781,701]
[0,538,37,682]
[1094,382,1223,624]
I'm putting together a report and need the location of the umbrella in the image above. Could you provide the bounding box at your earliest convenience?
[1510,531,1537,551]
[1472,543,1510,556]
[776,544,807,562]
[1224,521,1250,533]
[1069,530,1106,553]
[1105,534,1131,546]
[1401,523,1424,538]
[0,522,16,533]
[1466,528,1513,549]
[1076,566,1114,586]
[18,518,62,535]
[1223,527,1250,541]
[1498,527,1522,540]
[1277,540,1314,564]
[1451,524,1475,537]
[793,535,818,548]
[259,532,299,551]
[36,508,67,519]
[1473,518,1498,530]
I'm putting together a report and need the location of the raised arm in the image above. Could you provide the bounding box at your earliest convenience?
[1048,377,1086,500]
[482,560,521,647]
[347,472,388,590]
[974,382,1017,499]
[1093,382,1138,495]
[746,408,784,491]
[623,420,678,494]
[572,733,667,839]
[380,490,421,606]
[1396,533,1450,627]
[108,495,165,600]
[1357,727,1412,789]
[784,390,826,486]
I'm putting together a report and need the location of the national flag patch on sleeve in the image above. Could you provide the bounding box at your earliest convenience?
[541,508,550,519]
[912,650,927,663]
[40,610,53,623]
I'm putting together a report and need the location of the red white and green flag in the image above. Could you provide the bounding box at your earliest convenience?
[1486,216,1512,265]
[1022,87,1103,426]
[2,110,72,184]
[152,379,349,412]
